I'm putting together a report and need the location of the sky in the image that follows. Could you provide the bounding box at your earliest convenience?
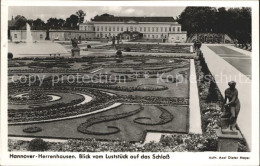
[8,6,186,22]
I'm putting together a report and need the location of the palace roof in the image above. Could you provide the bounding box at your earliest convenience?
[91,15,177,23]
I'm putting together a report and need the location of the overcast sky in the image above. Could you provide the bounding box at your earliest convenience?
[8,6,186,22]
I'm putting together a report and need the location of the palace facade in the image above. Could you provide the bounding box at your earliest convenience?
[79,15,187,43]
[10,15,187,43]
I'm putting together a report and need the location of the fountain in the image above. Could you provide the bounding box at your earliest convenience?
[26,23,33,43]
[9,23,69,57]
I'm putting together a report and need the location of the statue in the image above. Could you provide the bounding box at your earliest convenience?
[112,36,115,45]
[221,81,240,134]
[71,38,79,48]
[216,81,242,152]
[116,36,120,44]
[193,40,202,51]
[71,38,80,57]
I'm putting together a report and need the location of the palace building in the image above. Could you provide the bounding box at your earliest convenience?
[10,14,187,43]
[79,15,187,43]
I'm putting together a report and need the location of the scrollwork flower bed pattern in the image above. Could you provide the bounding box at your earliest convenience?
[133,106,173,125]
[78,105,144,135]
[8,86,116,123]
[9,55,192,150]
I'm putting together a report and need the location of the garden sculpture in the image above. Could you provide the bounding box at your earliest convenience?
[193,40,202,51]
[71,38,79,48]
[222,81,240,131]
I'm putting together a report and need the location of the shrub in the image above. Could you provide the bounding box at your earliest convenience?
[116,50,122,57]
[206,80,219,102]
[28,138,48,151]
[124,47,131,52]
[87,45,91,48]
[8,52,13,60]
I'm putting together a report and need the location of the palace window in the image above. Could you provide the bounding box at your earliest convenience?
[161,27,163,32]
[121,27,123,31]
[152,35,154,38]
[117,27,119,31]
[85,26,87,31]
[152,27,154,32]
[134,27,137,31]
[177,27,181,32]
[130,26,133,31]
[101,26,103,31]
[140,27,142,31]
[109,27,111,31]
[40,34,43,39]
[14,34,17,38]
[144,27,146,32]
[148,27,150,32]
[97,26,99,31]
[105,27,107,31]
[97,34,99,38]
[177,36,180,40]
[172,27,175,32]
[169,27,171,31]
[165,27,167,32]
[113,27,115,31]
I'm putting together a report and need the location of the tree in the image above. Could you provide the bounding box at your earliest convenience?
[177,7,251,44]
[65,14,79,29]
[14,15,27,29]
[177,7,217,36]
[76,10,86,24]
[46,18,65,29]
[33,18,46,30]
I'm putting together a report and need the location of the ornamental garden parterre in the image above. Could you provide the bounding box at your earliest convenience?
[8,44,248,152]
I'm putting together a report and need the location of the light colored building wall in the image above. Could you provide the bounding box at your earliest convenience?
[11,30,46,41]
[80,22,184,42]
[49,31,95,41]
[168,33,187,43]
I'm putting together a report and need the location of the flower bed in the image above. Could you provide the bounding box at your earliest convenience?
[78,105,143,135]
[133,106,173,125]
[23,127,42,133]
[94,44,192,54]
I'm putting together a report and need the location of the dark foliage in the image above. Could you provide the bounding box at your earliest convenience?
[28,138,48,151]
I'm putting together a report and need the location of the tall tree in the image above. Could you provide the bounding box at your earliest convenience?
[65,14,79,29]
[14,15,27,29]
[33,18,46,30]
[76,10,86,24]
[177,7,251,44]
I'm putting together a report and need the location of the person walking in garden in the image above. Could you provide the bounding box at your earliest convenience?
[223,81,240,131]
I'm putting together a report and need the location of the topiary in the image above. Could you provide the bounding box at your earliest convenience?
[8,52,13,60]
[28,138,48,151]
[116,50,122,57]
[87,45,91,48]
[206,80,219,102]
